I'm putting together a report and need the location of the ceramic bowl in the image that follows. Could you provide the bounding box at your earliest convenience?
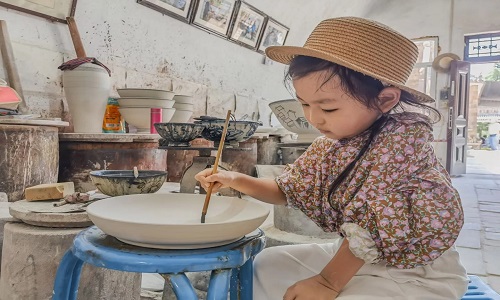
[117,98,175,108]
[195,118,261,146]
[117,88,176,100]
[86,193,270,249]
[154,123,206,147]
[89,170,167,196]
[173,102,194,111]
[119,107,176,132]
[173,95,194,104]
[269,99,321,142]
[169,109,193,123]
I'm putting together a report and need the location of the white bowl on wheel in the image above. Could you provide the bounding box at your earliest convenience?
[86,193,270,249]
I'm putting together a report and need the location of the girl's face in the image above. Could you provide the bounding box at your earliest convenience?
[293,71,383,140]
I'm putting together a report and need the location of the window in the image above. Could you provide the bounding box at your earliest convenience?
[465,32,500,63]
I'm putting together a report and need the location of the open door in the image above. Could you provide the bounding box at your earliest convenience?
[446,60,471,175]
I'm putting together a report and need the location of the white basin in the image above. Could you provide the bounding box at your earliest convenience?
[86,193,270,249]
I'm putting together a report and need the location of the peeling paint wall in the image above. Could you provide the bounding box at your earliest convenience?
[0,0,374,119]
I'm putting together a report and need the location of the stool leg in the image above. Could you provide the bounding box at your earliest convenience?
[53,250,84,300]
[238,257,254,300]
[207,269,231,300]
[162,273,198,300]
[229,268,239,300]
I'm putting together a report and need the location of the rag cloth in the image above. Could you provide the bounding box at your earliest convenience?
[58,57,111,76]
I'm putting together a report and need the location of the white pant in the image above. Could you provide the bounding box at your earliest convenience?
[253,239,468,300]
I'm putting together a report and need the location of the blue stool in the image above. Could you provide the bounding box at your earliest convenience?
[52,226,265,300]
[462,275,500,300]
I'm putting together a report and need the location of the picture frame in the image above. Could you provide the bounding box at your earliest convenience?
[228,1,266,50]
[137,0,194,22]
[0,0,77,23]
[192,0,237,37]
[258,17,289,54]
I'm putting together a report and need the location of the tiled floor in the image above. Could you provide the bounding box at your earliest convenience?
[453,149,500,293]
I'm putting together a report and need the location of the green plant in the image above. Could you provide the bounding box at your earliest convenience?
[485,63,500,81]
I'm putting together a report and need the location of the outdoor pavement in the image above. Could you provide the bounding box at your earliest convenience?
[453,149,500,293]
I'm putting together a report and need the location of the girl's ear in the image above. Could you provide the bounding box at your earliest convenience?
[377,87,401,113]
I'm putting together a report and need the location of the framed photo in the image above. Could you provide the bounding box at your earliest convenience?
[0,0,77,23]
[228,1,266,49]
[192,0,237,37]
[258,18,289,53]
[137,0,194,22]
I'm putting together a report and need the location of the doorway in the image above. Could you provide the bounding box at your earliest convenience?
[468,62,500,175]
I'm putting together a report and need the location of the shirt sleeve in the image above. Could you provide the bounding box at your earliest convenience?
[344,121,464,268]
[275,137,330,216]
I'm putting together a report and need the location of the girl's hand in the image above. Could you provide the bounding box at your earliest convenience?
[283,274,339,300]
[194,169,237,193]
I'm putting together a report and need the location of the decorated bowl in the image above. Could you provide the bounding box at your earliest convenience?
[89,170,167,196]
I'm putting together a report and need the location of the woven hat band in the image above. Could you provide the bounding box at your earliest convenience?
[304,18,418,85]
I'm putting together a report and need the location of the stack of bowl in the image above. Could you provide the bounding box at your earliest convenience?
[116,88,177,133]
[170,95,194,123]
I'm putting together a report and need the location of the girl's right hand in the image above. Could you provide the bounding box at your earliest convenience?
[194,169,237,194]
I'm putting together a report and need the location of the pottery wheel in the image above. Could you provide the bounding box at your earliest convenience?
[9,200,93,228]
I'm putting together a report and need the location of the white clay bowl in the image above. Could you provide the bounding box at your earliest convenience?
[118,98,175,108]
[117,88,176,100]
[173,95,194,104]
[86,193,270,249]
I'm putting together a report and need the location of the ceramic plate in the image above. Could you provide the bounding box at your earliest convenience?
[86,193,270,249]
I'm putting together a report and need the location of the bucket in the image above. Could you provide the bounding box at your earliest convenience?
[62,63,110,133]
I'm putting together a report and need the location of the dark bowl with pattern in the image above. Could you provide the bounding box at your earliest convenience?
[194,117,261,146]
[154,122,206,147]
[89,170,167,197]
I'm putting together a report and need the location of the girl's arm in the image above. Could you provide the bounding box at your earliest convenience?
[319,239,365,291]
[195,169,287,205]
[284,239,365,299]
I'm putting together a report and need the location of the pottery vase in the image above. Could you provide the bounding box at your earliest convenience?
[62,63,110,133]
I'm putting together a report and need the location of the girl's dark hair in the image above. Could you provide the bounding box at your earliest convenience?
[285,56,441,204]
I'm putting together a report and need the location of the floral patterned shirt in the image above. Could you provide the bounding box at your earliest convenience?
[275,113,464,269]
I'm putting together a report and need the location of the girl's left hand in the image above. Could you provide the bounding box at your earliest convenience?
[283,274,339,300]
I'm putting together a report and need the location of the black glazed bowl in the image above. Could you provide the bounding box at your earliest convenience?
[194,117,261,146]
[154,122,206,147]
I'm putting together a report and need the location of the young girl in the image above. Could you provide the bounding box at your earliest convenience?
[196,17,468,299]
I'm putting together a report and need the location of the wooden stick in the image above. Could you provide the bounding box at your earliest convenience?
[0,20,28,113]
[201,110,232,223]
[66,17,87,58]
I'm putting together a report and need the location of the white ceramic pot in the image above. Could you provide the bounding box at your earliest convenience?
[62,63,111,133]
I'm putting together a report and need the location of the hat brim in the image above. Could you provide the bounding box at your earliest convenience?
[266,45,435,103]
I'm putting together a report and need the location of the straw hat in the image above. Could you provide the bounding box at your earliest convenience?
[265,17,434,103]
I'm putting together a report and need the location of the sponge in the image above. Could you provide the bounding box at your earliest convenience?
[25,182,75,201]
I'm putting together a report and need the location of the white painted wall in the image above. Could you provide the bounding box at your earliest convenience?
[1,0,499,164]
